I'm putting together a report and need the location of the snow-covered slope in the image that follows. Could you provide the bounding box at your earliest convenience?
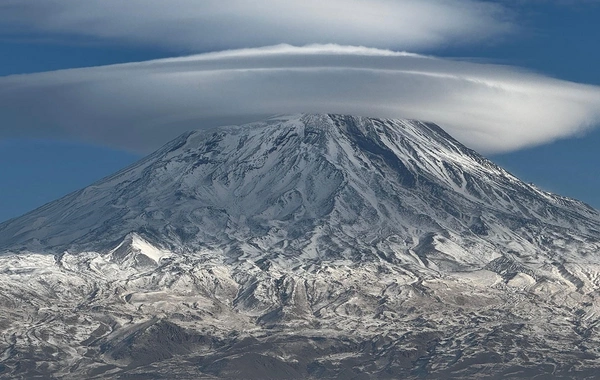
[2,114,600,379]
[2,114,599,265]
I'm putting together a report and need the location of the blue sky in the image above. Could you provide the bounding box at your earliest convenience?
[1,1,600,222]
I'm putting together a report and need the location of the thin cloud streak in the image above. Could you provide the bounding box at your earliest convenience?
[0,0,513,51]
[2,45,600,154]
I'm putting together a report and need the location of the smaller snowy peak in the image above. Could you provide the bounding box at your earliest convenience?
[108,233,171,268]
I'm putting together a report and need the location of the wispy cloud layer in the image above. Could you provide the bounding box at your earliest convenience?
[2,45,600,153]
[0,0,513,51]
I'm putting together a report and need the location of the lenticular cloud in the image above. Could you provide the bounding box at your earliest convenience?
[0,0,513,51]
[1,45,600,153]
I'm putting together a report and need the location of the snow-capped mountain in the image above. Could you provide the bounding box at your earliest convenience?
[2,114,600,379]
[3,114,599,265]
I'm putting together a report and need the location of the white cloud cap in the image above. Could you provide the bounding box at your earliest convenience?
[0,0,513,51]
[2,45,600,153]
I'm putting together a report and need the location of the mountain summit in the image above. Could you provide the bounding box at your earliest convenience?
[2,114,598,263]
[2,114,600,378]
